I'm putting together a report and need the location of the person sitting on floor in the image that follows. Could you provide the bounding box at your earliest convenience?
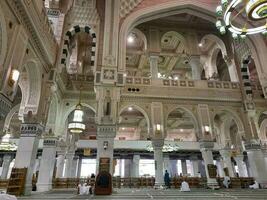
[223,176,231,189]
[249,181,259,189]
[78,183,91,195]
[180,180,191,192]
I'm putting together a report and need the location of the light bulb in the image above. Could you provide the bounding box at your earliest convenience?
[127,35,134,43]
[11,69,20,82]
[220,26,226,34]
[216,5,223,16]
[216,20,222,29]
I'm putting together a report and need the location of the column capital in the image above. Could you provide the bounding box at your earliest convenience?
[20,123,44,137]
[219,149,232,159]
[43,136,58,147]
[97,124,116,139]
[3,154,12,162]
[244,140,262,151]
[189,55,200,62]
[152,139,164,149]
[199,141,214,150]
[133,154,140,162]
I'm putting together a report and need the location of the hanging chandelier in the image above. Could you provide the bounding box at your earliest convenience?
[68,86,85,134]
[215,0,267,39]
[146,142,180,152]
[0,134,17,151]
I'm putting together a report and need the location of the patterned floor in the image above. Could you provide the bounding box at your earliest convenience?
[18,188,267,200]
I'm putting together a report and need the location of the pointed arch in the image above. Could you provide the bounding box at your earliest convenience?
[60,25,97,70]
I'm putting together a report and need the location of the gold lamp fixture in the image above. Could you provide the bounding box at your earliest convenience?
[68,85,86,134]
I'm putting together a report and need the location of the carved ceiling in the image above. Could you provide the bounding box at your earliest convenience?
[120,0,143,18]
[126,13,208,78]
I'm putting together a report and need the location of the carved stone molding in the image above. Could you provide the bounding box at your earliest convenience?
[97,124,116,139]
[20,123,44,137]
[6,0,57,67]
[120,0,143,18]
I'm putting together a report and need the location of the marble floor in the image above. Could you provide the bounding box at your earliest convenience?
[17,188,267,200]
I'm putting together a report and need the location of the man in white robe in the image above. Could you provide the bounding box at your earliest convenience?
[180,180,191,192]
[249,181,259,189]
[0,194,17,200]
[223,176,231,188]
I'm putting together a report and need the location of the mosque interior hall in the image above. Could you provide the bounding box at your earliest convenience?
[0,0,267,199]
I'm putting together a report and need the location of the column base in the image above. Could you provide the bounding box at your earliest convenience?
[207,179,220,190]
[37,183,52,192]
[154,182,165,189]
[24,184,33,196]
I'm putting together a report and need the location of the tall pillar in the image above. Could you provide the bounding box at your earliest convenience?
[56,153,65,178]
[153,139,164,187]
[234,154,248,177]
[224,57,239,82]
[96,124,116,175]
[124,159,131,177]
[220,149,235,177]
[200,142,219,189]
[37,136,57,192]
[149,56,159,80]
[245,143,267,188]
[181,159,188,176]
[189,56,202,80]
[33,156,41,175]
[132,155,140,177]
[191,156,199,177]
[216,159,225,177]
[170,160,178,177]
[14,122,43,195]
[163,156,171,175]
[1,155,12,179]
[70,156,79,178]
[64,152,74,178]
[77,157,82,178]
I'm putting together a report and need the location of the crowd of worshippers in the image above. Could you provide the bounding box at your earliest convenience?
[164,170,260,191]
[77,173,95,195]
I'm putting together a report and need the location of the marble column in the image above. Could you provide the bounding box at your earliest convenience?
[189,56,202,80]
[170,160,178,177]
[224,57,239,82]
[149,56,159,80]
[56,153,65,178]
[220,149,235,177]
[124,159,131,177]
[96,124,116,175]
[234,154,248,177]
[132,155,140,177]
[1,155,12,179]
[64,152,74,178]
[246,143,267,188]
[163,156,171,175]
[153,139,164,187]
[37,136,57,192]
[76,157,82,178]
[216,159,225,177]
[200,142,219,189]
[14,123,44,195]
[33,156,41,175]
[181,159,188,176]
[70,156,79,178]
[191,157,199,177]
